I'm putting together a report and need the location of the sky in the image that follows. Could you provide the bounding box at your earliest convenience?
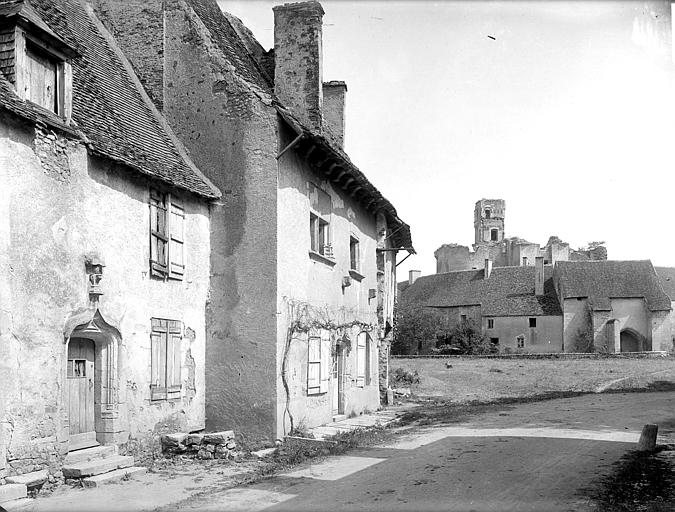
[218,0,675,279]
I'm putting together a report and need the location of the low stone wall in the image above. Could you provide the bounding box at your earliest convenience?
[160,431,239,460]
[392,351,671,360]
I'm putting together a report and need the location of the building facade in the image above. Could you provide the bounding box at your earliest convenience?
[90,0,412,446]
[0,0,219,479]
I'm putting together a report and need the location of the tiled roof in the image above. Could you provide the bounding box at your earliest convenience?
[653,267,675,302]
[0,0,219,199]
[401,266,561,317]
[184,0,273,93]
[555,260,671,312]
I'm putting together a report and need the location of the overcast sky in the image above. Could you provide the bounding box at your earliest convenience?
[218,1,675,279]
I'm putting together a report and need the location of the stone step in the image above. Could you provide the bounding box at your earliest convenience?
[82,466,147,488]
[1,497,32,511]
[64,445,117,465]
[0,484,27,504]
[5,469,48,488]
[62,455,134,478]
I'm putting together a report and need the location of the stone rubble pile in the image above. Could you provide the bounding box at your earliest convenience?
[160,431,238,460]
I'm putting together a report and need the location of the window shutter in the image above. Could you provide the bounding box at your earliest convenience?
[167,321,182,399]
[356,332,366,387]
[169,197,185,280]
[150,191,168,276]
[150,319,168,400]
[307,336,321,395]
[365,333,372,386]
[319,331,330,393]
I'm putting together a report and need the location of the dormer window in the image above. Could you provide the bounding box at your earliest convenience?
[1,3,76,120]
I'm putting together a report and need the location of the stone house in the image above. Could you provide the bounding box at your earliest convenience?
[435,198,607,273]
[554,261,672,353]
[401,257,563,354]
[89,0,412,445]
[400,259,671,355]
[0,0,219,484]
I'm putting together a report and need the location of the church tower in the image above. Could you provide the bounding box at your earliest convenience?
[474,199,505,247]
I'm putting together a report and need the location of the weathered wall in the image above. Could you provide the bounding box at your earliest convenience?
[562,298,591,353]
[276,126,380,436]
[434,243,505,273]
[0,114,209,475]
[92,0,165,109]
[483,316,563,353]
[162,2,280,446]
[606,298,650,351]
[651,309,672,352]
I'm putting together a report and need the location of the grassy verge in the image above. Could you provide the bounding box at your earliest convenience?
[391,357,675,402]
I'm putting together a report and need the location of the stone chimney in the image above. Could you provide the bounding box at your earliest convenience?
[409,270,421,285]
[484,259,493,279]
[535,256,544,296]
[274,1,324,131]
[322,81,347,147]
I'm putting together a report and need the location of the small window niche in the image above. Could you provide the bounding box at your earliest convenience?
[529,318,537,328]
[485,208,491,219]
[487,319,494,329]
[490,229,499,241]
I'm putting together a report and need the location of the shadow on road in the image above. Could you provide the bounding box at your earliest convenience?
[583,445,675,512]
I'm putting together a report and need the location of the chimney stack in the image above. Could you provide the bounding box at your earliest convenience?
[484,259,493,279]
[273,1,324,131]
[322,81,347,147]
[409,270,421,285]
[535,256,544,296]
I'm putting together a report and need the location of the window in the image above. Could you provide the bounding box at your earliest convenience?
[356,332,371,387]
[308,183,332,259]
[349,235,360,271]
[487,319,494,329]
[150,190,184,279]
[460,314,467,323]
[25,43,59,113]
[517,335,525,349]
[529,318,537,328]
[485,209,491,219]
[307,332,330,395]
[310,213,332,257]
[490,337,499,346]
[150,318,182,401]
[490,229,498,241]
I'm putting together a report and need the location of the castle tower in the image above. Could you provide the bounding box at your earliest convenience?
[474,199,505,247]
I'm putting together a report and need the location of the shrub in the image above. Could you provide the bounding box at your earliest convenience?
[391,367,421,386]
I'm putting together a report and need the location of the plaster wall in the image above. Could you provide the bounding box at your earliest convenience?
[651,309,672,352]
[483,316,562,353]
[562,298,591,353]
[276,129,380,437]
[0,114,209,475]
[162,3,280,446]
[608,298,650,351]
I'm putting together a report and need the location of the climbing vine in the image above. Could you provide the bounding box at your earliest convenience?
[281,297,376,435]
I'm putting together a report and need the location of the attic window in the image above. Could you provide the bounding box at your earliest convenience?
[24,41,59,112]
[13,27,73,119]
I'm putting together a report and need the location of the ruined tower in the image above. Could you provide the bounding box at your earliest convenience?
[474,199,505,247]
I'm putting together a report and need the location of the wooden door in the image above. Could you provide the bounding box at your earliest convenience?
[68,338,95,442]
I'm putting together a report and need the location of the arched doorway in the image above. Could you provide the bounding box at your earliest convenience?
[620,329,642,353]
[64,310,122,450]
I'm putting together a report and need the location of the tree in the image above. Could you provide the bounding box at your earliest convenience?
[437,319,495,355]
[392,302,441,355]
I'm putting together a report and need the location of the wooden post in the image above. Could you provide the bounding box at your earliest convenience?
[636,424,658,452]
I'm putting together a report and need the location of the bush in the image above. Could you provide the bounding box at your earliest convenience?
[437,319,496,355]
[391,367,421,386]
[393,302,441,355]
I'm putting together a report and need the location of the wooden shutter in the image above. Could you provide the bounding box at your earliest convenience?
[365,333,372,386]
[319,330,330,393]
[150,191,168,276]
[169,197,185,280]
[167,320,182,399]
[307,336,321,395]
[150,318,168,400]
[356,332,366,387]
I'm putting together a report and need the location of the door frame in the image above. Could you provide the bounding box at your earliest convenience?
[63,309,122,449]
